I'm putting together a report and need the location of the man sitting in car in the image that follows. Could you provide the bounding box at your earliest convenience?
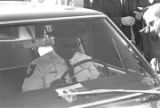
[22,26,100,92]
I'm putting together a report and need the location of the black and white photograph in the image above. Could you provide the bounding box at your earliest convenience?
[1,0,160,108]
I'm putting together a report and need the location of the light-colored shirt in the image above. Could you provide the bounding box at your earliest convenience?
[22,49,100,92]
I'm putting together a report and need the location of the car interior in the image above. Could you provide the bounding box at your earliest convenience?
[0,26,39,95]
[0,20,150,96]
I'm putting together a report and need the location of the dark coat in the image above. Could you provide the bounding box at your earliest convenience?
[139,1,160,62]
[92,0,142,45]
[153,0,160,4]
[141,31,160,62]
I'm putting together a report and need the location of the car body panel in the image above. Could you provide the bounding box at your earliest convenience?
[0,1,105,25]
[1,73,152,108]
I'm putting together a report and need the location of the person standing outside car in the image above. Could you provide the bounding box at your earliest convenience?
[141,3,160,75]
[134,0,160,62]
[92,0,144,51]
[140,3,160,106]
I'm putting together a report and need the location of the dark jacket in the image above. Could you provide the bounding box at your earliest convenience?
[141,30,160,62]
[92,0,142,45]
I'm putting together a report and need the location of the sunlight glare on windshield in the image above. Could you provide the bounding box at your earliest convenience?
[110,104,151,108]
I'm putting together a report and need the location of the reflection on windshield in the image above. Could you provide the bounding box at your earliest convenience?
[0,26,18,39]
[0,19,156,96]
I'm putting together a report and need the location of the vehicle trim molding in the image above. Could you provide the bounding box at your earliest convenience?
[0,15,106,25]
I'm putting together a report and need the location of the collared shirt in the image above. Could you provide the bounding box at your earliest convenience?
[22,49,100,92]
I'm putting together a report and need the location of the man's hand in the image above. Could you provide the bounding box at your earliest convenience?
[121,16,135,26]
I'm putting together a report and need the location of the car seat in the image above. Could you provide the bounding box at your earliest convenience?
[0,46,36,96]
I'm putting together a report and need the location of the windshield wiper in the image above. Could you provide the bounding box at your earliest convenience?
[56,84,160,108]
[66,87,160,108]
[59,87,160,97]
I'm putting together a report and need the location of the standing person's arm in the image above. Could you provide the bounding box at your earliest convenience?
[139,0,152,7]
[92,0,121,27]
[92,0,105,13]
[109,16,135,27]
[92,0,135,27]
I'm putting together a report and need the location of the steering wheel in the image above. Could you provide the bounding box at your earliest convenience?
[61,59,110,83]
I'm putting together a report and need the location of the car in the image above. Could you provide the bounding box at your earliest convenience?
[1,1,160,108]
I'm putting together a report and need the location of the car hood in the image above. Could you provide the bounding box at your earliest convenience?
[2,73,157,108]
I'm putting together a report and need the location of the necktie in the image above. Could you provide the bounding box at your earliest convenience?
[121,0,125,15]
[66,60,77,83]
[122,0,125,5]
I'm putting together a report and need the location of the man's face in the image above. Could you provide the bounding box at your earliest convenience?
[54,38,80,59]
[144,19,160,40]
[143,4,160,40]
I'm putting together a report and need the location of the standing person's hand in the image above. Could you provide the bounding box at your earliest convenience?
[121,16,135,26]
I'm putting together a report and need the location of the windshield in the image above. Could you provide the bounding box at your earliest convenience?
[0,19,150,71]
[1,18,159,108]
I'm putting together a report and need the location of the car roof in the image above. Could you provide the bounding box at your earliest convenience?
[0,1,105,25]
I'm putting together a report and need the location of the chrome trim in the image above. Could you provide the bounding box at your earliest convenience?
[0,15,106,25]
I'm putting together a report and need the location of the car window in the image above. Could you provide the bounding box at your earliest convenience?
[0,26,18,40]
[0,18,156,95]
[19,26,35,39]
[31,20,152,74]
[0,25,35,40]
[0,19,151,74]
[101,20,144,73]
[0,25,38,69]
